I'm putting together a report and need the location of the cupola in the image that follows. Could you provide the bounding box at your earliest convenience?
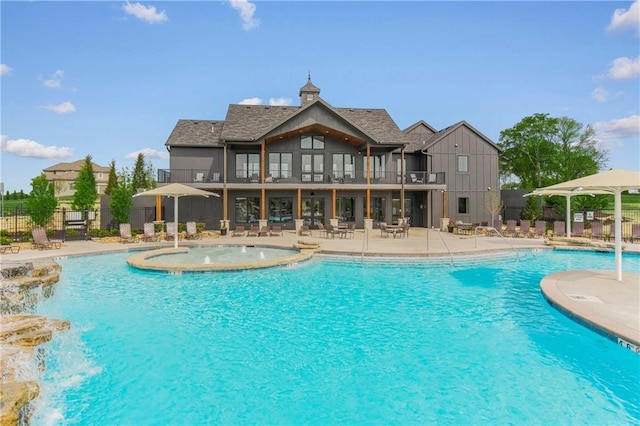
[299,73,320,106]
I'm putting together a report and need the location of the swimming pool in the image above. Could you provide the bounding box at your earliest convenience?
[34,250,640,424]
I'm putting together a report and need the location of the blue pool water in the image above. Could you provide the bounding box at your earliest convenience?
[34,250,640,425]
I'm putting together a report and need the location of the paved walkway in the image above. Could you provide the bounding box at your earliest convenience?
[2,228,639,351]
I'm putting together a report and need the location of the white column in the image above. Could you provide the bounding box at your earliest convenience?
[614,189,622,281]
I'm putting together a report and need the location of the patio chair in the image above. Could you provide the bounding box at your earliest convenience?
[269,225,283,236]
[0,244,20,254]
[185,221,201,240]
[246,225,260,237]
[410,173,423,184]
[590,221,604,240]
[571,222,584,238]
[379,222,388,238]
[553,221,566,238]
[299,225,312,237]
[119,224,137,244]
[345,223,356,239]
[231,225,246,237]
[504,220,517,237]
[317,222,327,238]
[258,226,270,237]
[533,220,546,238]
[518,220,531,237]
[165,222,181,241]
[629,224,640,243]
[142,222,159,242]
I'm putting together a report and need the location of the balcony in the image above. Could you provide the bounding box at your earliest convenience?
[157,169,445,186]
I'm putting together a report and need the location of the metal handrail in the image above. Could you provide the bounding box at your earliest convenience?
[474,226,520,260]
[434,229,454,266]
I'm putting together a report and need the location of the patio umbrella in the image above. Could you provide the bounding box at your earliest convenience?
[133,183,220,248]
[525,169,640,281]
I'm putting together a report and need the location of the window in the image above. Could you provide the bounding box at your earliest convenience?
[392,198,412,224]
[364,155,386,179]
[268,153,292,179]
[302,154,324,182]
[458,197,469,214]
[336,197,355,222]
[306,94,313,101]
[269,197,293,223]
[368,197,386,222]
[236,153,260,179]
[332,154,355,180]
[457,155,468,173]
[396,158,405,183]
[301,135,324,150]
[235,197,260,223]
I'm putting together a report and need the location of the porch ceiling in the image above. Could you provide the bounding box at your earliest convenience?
[265,122,366,148]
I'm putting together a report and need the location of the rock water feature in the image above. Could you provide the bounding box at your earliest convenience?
[0,261,69,426]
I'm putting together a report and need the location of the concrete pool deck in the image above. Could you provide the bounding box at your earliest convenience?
[2,227,639,352]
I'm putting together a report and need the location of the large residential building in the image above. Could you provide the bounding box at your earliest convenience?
[44,160,110,197]
[161,77,501,230]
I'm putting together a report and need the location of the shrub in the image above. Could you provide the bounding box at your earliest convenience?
[196,222,206,233]
[1,236,12,245]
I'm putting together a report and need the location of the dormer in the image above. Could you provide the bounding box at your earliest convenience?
[299,74,320,106]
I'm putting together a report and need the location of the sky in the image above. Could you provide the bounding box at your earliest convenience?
[1,0,639,193]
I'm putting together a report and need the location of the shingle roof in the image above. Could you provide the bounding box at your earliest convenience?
[165,119,225,147]
[299,77,320,95]
[44,159,109,172]
[220,105,298,141]
[409,120,502,153]
[336,107,411,145]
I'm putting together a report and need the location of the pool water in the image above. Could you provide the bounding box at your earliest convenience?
[34,250,640,424]
[145,245,297,265]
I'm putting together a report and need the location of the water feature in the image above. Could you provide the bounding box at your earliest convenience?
[33,250,640,424]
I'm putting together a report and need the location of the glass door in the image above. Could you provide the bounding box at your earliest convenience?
[302,198,325,228]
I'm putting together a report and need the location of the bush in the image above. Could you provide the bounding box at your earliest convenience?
[196,222,206,233]
[1,236,12,245]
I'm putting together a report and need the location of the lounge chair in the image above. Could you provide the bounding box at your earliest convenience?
[345,223,356,239]
[317,222,327,238]
[165,222,181,241]
[31,227,62,250]
[119,223,138,244]
[299,225,312,237]
[519,220,531,237]
[258,226,270,237]
[504,220,517,237]
[533,220,546,238]
[590,221,604,240]
[629,224,640,243]
[185,221,201,240]
[269,225,283,236]
[553,221,566,238]
[571,222,584,238]
[246,225,259,237]
[0,244,20,254]
[142,222,159,242]
[231,225,246,237]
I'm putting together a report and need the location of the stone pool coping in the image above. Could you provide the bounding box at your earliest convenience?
[126,245,314,272]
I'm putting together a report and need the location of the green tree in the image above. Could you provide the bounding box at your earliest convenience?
[25,174,58,227]
[144,162,157,189]
[104,160,118,195]
[110,170,134,225]
[72,155,98,212]
[552,117,607,182]
[132,153,147,191]
[521,196,542,222]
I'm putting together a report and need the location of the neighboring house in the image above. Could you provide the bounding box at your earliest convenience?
[162,77,501,229]
[43,160,110,197]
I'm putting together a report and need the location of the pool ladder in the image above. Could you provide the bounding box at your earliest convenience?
[474,226,520,260]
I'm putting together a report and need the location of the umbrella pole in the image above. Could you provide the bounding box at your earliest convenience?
[174,196,179,249]
[615,189,622,281]
[566,195,571,238]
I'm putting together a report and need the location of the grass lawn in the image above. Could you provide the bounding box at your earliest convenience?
[606,193,640,210]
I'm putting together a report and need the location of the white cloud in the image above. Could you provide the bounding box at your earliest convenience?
[607,0,640,35]
[606,56,640,79]
[239,97,263,105]
[0,135,73,159]
[43,102,76,114]
[123,1,168,24]
[0,64,12,76]
[593,114,640,151]
[591,87,609,103]
[268,97,293,106]
[125,148,169,160]
[42,70,64,88]
[229,0,259,31]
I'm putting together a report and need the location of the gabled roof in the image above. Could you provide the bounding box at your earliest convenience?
[403,120,437,134]
[165,119,225,147]
[412,120,502,153]
[44,159,109,172]
[220,105,298,141]
[299,77,320,95]
[336,106,413,146]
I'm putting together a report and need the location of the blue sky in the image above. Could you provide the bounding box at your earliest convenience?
[2,0,639,193]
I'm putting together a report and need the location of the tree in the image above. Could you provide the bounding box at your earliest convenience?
[484,188,503,227]
[551,117,607,182]
[132,153,148,191]
[110,170,134,225]
[25,174,57,227]
[104,160,118,196]
[72,155,98,212]
[521,196,542,222]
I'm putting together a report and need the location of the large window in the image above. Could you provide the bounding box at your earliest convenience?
[364,155,386,180]
[392,198,413,224]
[235,197,260,223]
[336,197,355,222]
[236,153,260,180]
[302,154,324,182]
[301,135,325,150]
[268,153,292,179]
[457,155,469,173]
[332,154,355,180]
[269,197,293,223]
[458,197,469,214]
[369,197,386,222]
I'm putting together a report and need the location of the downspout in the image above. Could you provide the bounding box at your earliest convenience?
[400,147,405,221]
[261,142,266,220]
[366,145,371,219]
[223,141,228,221]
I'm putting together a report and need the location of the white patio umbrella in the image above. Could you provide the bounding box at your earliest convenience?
[525,169,640,281]
[133,183,220,248]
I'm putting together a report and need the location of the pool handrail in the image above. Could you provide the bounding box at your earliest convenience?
[474,226,520,260]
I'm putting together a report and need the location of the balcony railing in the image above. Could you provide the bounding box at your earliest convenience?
[157,169,445,186]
